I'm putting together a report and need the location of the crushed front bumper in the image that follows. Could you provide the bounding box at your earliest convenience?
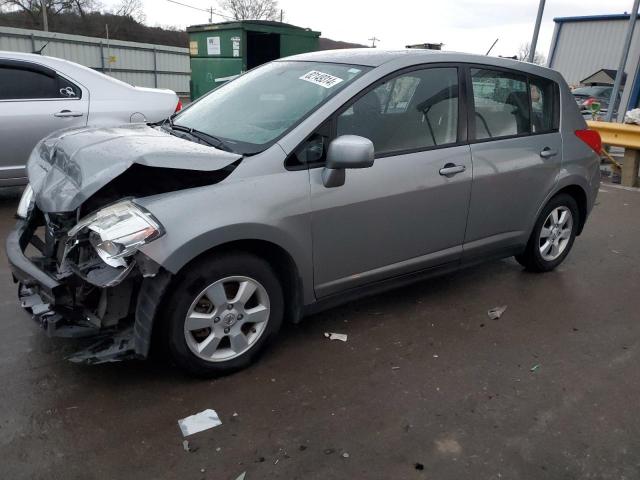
[6,217,170,363]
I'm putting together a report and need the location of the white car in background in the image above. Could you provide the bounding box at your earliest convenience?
[0,51,181,186]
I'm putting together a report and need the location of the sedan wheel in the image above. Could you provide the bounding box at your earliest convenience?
[184,276,270,362]
[538,206,573,261]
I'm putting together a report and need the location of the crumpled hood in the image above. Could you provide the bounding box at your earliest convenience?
[28,123,242,212]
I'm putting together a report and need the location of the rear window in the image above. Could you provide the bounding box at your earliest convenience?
[471,68,559,140]
[0,66,81,100]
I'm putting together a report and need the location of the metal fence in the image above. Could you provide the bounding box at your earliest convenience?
[0,26,190,96]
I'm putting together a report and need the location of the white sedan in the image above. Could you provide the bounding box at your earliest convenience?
[0,51,182,186]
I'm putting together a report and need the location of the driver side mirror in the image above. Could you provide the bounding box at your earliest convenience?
[322,135,375,188]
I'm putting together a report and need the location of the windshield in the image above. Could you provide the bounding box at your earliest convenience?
[573,86,612,99]
[173,61,370,154]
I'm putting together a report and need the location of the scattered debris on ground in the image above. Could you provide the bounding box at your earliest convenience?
[488,305,507,320]
[324,332,348,342]
[324,448,336,455]
[178,409,222,437]
[530,363,541,372]
[415,462,425,470]
[234,472,246,480]
[342,452,350,458]
[182,440,190,452]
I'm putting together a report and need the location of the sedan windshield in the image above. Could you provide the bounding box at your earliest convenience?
[173,61,370,154]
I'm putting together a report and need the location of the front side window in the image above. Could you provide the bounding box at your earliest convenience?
[530,77,558,133]
[471,68,530,139]
[173,61,370,154]
[0,66,80,100]
[337,67,459,155]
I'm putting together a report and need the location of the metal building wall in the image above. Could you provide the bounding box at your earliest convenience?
[548,17,640,115]
[0,26,190,96]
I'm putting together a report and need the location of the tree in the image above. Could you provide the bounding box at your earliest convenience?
[111,0,144,23]
[517,42,546,65]
[0,0,100,22]
[218,0,279,21]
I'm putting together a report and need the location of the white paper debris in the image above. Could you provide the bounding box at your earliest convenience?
[324,332,348,342]
[487,305,507,320]
[299,70,343,88]
[178,409,222,437]
[235,473,246,480]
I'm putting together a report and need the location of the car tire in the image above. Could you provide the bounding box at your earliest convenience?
[160,251,284,377]
[515,193,579,272]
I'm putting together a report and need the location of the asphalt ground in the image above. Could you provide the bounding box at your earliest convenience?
[0,182,639,479]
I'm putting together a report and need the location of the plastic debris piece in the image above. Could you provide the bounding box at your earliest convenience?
[488,305,507,320]
[342,452,350,458]
[182,440,190,452]
[391,366,400,370]
[178,409,222,437]
[324,448,336,455]
[235,473,246,480]
[433,354,439,358]
[324,332,348,342]
[232,412,238,417]
[530,363,541,372]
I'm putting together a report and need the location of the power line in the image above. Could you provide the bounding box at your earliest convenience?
[166,0,233,21]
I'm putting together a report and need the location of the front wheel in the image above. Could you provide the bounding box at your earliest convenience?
[515,193,579,272]
[161,252,284,377]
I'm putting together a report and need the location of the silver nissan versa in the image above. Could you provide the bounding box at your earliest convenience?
[7,49,601,376]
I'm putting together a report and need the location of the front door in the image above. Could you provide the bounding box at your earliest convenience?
[309,66,472,298]
[0,60,88,184]
[463,67,562,258]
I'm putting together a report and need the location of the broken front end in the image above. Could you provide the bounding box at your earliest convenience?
[6,189,171,364]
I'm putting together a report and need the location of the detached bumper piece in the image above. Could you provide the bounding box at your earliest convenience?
[6,212,168,364]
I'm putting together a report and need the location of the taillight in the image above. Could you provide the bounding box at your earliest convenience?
[175,99,183,113]
[581,97,597,107]
[575,129,602,154]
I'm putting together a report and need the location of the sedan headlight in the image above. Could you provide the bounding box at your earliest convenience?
[16,184,34,219]
[68,200,164,268]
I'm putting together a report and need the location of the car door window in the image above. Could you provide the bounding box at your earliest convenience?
[337,67,459,155]
[0,66,81,100]
[529,77,559,133]
[471,68,530,139]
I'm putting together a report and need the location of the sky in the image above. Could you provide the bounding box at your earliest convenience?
[104,0,636,60]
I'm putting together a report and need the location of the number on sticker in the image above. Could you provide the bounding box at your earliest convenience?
[299,71,344,89]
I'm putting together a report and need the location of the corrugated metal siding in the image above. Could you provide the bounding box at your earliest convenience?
[549,18,640,113]
[0,26,190,95]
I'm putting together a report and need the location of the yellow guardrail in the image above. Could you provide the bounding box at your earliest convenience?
[587,120,640,149]
[587,120,640,187]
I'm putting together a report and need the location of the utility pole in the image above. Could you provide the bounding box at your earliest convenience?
[40,0,49,32]
[280,9,283,22]
[368,36,380,48]
[209,7,213,23]
[528,0,545,62]
[607,0,640,122]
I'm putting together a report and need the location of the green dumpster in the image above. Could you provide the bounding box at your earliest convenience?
[187,20,321,100]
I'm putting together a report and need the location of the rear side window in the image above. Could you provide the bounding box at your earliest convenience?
[471,68,530,139]
[530,77,559,133]
[337,67,459,155]
[0,66,81,100]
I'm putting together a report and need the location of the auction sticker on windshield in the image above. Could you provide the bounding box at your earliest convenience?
[299,71,344,89]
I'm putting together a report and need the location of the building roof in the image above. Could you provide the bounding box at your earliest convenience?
[580,68,627,85]
[554,13,640,24]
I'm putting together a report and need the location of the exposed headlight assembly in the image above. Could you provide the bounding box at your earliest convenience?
[16,184,34,219]
[68,200,164,268]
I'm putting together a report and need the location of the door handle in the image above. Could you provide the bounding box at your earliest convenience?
[54,110,84,118]
[439,163,466,176]
[539,147,558,159]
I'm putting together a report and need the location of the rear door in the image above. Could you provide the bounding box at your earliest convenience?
[308,65,473,297]
[463,67,561,258]
[0,60,88,184]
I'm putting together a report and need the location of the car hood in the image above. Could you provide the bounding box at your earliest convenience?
[28,123,242,213]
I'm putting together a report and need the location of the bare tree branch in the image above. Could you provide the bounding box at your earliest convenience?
[218,0,279,21]
[517,42,546,65]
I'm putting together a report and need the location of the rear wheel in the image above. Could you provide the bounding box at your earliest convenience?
[515,193,579,272]
[161,252,284,377]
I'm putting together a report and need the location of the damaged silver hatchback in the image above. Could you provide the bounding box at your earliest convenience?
[7,50,600,376]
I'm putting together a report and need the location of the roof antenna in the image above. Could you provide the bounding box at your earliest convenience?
[485,38,499,55]
[33,35,55,54]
